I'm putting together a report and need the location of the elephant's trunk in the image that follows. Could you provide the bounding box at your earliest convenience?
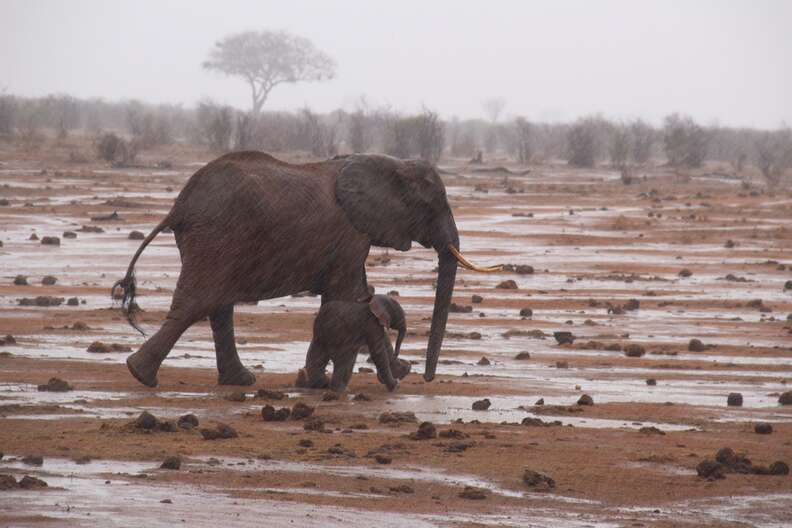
[394,323,405,358]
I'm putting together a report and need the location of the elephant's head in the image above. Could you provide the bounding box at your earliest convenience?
[336,155,500,381]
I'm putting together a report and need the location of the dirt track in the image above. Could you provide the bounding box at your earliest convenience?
[1,139,791,527]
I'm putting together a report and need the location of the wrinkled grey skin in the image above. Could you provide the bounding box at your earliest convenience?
[295,295,410,392]
[113,152,460,387]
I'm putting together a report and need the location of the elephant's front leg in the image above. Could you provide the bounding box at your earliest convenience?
[295,341,331,389]
[328,345,359,392]
[210,305,256,386]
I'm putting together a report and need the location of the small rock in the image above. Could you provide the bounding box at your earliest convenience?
[514,351,531,360]
[66,297,79,306]
[522,469,555,491]
[13,275,28,286]
[128,230,145,240]
[555,361,569,369]
[21,455,43,466]
[678,269,692,278]
[553,331,574,345]
[18,296,64,307]
[784,280,792,291]
[449,302,473,313]
[352,393,370,401]
[41,236,60,246]
[624,344,645,357]
[379,411,417,424]
[291,402,315,420]
[87,341,131,353]
[303,417,326,432]
[256,389,286,400]
[388,484,414,494]
[477,356,491,366]
[779,391,792,405]
[322,391,340,402]
[37,377,72,392]
[515,265,534,275]
[225,391,246,402]
[472,398,491,411]
[298,438,314,448]
[177,414,199,429]
[459,486,488,500]
[534,398,544,405]
[160,499,173,504]
[639,426,665,435]
[374,454,392,464]
[646,379,657,386]
[688,338,706,352]
[519,307,533,317]
[41,275,57,285]
[727,393,743,407]
[471,294,484,303]
[1,334,15,345]
[160,456,181,470]
[577,394,594,406]
[29,233,39,240]
[409,421,437,440]
[261,405,291,421]
[63,231,77,239]
[769,461,789,475]
[496,280,518,290]
[200,423,238,440]
[135,411,160,430]
[18,476,47,489]
[0,474,17,490]
[754,423,773,435]
[697,460,725,480]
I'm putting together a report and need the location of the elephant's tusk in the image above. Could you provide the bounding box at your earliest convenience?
[447,245,503,273]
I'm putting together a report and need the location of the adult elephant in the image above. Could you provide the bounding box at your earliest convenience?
[113,152,498,387]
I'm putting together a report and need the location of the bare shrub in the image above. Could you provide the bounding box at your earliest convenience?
[0,93,17,137]
[297,107,340,157]
[347,110,370,153]
[567,116,607,168]
[514,117,533,164]
[663,114,709,168]
[413,108,445,163]
[609,123,630,169]
[196,101,234,152]
[630,119,655,164]
[754,129,792,187]
[383,115,411,159]
[95,132,138,166]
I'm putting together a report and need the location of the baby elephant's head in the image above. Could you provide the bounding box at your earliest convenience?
[368,294,406,358]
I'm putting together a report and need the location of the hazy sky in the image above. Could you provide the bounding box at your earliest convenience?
[1,0,790,128]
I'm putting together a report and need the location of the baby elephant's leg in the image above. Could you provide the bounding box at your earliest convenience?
[295,341,330,389]
[329,345,358,392]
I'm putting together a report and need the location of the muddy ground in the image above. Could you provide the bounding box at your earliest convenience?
[1,138,791,527]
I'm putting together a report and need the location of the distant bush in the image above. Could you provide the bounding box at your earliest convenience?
[567,117,608,168]
[95,132,137,166]
[195,101,234,152]
[609,123,630,169]
[630,119,655,164]
[754,129,792,187]
[663,114,709,168]
[0,94,17,136]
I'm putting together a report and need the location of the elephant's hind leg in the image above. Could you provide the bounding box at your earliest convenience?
[210,304,256,386]
[126,312,198,387]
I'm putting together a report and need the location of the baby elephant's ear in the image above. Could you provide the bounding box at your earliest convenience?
[368,296,392,328]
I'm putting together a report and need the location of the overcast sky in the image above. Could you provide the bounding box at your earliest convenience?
[1,0,790,128]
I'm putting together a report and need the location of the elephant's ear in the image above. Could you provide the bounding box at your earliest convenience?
[368,295,392,328]
[336,155,413,251]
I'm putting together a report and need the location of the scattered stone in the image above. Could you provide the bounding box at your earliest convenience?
[522,469,555,491]
[128,230,145,240]
[321,391,340,401]
[624,344,646,358]
[534,398,544,406]
[29,233,39,241]
[352,393,370,402]
[303,417,326,432]
[326,444,356,458]
[66,297,79,306]
[678,269,692,278]
[459,486,488,500]
[555,361,569,369]
[778,391,792,405]
[160,456,181,470]
[256,389,286,400]
[553,331,574,345]
[496,280,518,290]
[374,454,392,464]
[78,225,104,233]
[21,455,43,466]
[90,211,121,222]
[18,296,64,307]
[514,351,531,360]
[40,236,60,246]
[379,411,417,424]
[639,426,665,435]
[18,476,47,489]
[13,275,28,286]
[646,379,657,386]
[41,275,57,285]
[134,411,159,430]
[519,307,533,317]
[515,265,534,275]
[688,338,706,352]
[261,405,290,421]
[439,429,469,439]
[160,499,173,504]
[291,402,315,420]
[409,421,437,440]
[471,294,484,304]
[37,377,72,392]
[477,356,491,366]
[87,341,132,353]
[715,447,753,474]
[225,391,246,402]
[0,475,17,490]
[696,460,725,480]
[785,280,792,291]
[472,398,491,411]
[177,414,199,429]
[754,423,773,435]
[200,423,238,440]
[63,231,77,239]
[2,335,15,345]
[298,439,314,448]
[449,303,473,313]
[727,393,743,407]
[577,394,594,406]
[769,461,789,475]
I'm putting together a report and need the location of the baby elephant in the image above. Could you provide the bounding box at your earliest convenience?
[295,294,411,392]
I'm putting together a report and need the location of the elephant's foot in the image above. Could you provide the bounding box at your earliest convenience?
[126,351,160,387]
[295,368,330,389]
[218,365,256,386]
[392,358,411,380]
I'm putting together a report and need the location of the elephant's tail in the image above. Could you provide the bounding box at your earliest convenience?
[111,218,170,336]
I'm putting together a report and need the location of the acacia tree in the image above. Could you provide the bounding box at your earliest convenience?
[203,30,336,116]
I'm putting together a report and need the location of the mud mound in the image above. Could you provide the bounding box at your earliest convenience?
[37,377,72,392]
